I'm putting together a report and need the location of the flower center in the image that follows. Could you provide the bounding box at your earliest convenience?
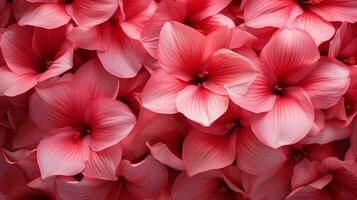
[192,71,209,85]
[225,120,242,130]
[80,126,92,137]
[273,84,284,96]
[63,0,73,4]
[338,56,356,66]
[290,149,307,163]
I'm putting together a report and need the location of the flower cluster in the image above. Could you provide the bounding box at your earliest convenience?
[1,0,357,199]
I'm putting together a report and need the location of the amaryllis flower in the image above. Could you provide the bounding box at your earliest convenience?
[68,1,154,78]
[244,0,357,46]
[141,0,235,58]
[13,0,118,29]
[286,157,357,199]
[228,28,350,148]
[0,24,73,96]
[13,59,136,179]
[141,21,258,126]
[56,155,168,200]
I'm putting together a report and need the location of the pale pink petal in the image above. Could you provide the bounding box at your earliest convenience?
[83,143,122,181]
[309,0,357,23]
[56,177,114,200]
[120,0,157,40]
[171,171,223,200]
[37,129,91,178]
[141,69,188,114]
[182,130,236,176]
[98,26,146,78]
[147,142,184,170]
[85,98,136,151]
[66,0,118,27]
[69,23,112,51]
[185,0,232,22]
[236,129,287,175]
[15,0,70,29]
[303,124,351,145]
[299,57,350,109]
[244,0,301,28]
[203,49,258,95]
[227,74,276,113]
[74,59,119,98]
[290,12,335,46]
[260,28,320,84]
[286,186,325,200]
[158,21,206,82]
[0,25,38,74]
[140,0,186,58]
[0,68,37,97]
[328,22,349,59]
[119,156,168,198]
[176,85,229,127]
[251,87,314,148]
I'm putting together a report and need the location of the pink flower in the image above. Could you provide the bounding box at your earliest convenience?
[141,0,235,58]
[0,24,74,96]
[14,59,136,179]
[13,0,118,29]
[141,21,258,126]
[68,1,154,78]
[244,0,357,46]
[228,28,350,148]
[56,155,168,200]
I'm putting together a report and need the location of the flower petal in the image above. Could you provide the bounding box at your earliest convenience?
[309,0,357,23]
[85,98,136,151]
[185,0,232,22]
[141,69,188,114]
[147,142,184,170]
[119,156,168,198]
[66,0,118,27]
[83,143,122,181]
[176,85,229,127]
[158,21,206,82]
[203,49,258,95]
[260,28,320,84]
[0,68,37,97]
[299,57,350,109]
[37,129,90,178]
[183,130,236,176]
[251,87,314,148]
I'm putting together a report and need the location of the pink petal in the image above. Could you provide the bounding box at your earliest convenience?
[286,186,325,200]
[119,156,168,198]
[203,49,258,95]
[309,0,357,23]
[176,85,229,126]
[141,69,188,114]
[0,25,37,74]
[291,159,321,189]
[0,68,37,97]
[56,177,114,200]
[251,87,314,148]
[83,143,122,181]
[74,59,119,99]
[98,26,146,78]
[15,0,70,29]
[85,98,136,151]
[194,14,235,34]
[244,0,301,28]
[171,171,223,200]
[303,123,351,145]
[66,0,118,27]
[182,130,236,176]
[236,129,287,175]
[147,142,184,170]
[299,57,350,109]
[185,0,232,22]
[158,21,206,82]
[260,28,320,84]
[69,23,112,51]
[140,0,186,58]
[290,12,335,46]
[37,129,91,178]
[227,74,276,113]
